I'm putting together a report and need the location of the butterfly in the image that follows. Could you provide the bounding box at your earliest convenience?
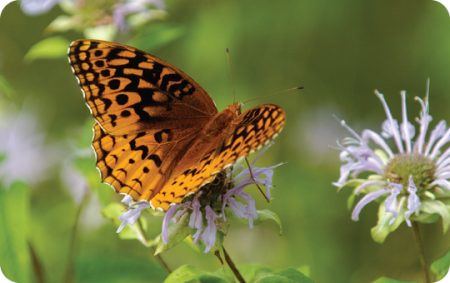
[68,39,285,211]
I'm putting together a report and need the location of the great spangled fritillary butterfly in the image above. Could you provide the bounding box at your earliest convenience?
[68,39,285,211]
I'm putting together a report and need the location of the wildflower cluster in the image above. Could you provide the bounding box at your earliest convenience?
[0,107,55,186]
[118,158,281,253]
[19,0,165,39]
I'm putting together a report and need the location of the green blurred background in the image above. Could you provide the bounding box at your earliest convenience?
[0,0,449,282]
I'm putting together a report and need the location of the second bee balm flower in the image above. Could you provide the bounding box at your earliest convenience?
[335,84,450,242]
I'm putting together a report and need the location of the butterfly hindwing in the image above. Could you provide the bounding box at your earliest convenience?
[92,123,200,200]
[150,104,285,210]
[69,39,217,135]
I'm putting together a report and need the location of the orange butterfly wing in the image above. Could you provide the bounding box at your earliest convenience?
[69,39,216,199]
[92,123,199,199]
[150,104,285,210]
[68,39,217,135]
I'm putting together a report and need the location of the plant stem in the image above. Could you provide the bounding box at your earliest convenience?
[135,220,172,273]
[411,221,431,283]
[28,242,45,283]
[64,189,91,283]
[222,246,246,283]
[214,250,224,265]
[152,249,172,274]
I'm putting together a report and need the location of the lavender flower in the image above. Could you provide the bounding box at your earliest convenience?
[117,195,151,233]
[200,206,218,252]
[60,148,91,204]
[335,82,450,242]
[113,0,165,32]
[20,0,168,40]
[161,162,280,253]
[119,157,281,253]
[20,0,61,15]
[0,108,56,187]
[117,195,150,233]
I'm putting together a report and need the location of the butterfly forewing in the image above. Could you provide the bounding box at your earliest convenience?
[68,39,217,135]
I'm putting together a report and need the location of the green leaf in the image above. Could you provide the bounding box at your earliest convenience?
[24,37,69,61]
[155,213,193,255]
[72,155,95,178]
[254,274,293,283]
[271,268,314,283]
[182,236,204,254]
[238,265,314,283]
[347,193,356,210]
[128,24,184,51]
[336,178,367,192]
[76,253,166,283]
[374,149,389,164]
[372,277,414,283]
[239,264,272,282]
[255,209,283,235]
[101,203,123,223]
[165,265,314,283]
[0,75,13,99]
[164,265,229,283]
[252,267,314,283]
[371,202,404,243]
[46,15,77,33]
[0,153,6,165]
[297,265,311,277]
[413,211,439,224]
[420,200,450,233]
[127,10,166,28]
[84,25,116,42]
[0,182,32,283]
[431,250,450,280]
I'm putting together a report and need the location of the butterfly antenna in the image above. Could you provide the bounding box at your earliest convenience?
[226,48,237,104]
[242,86,304,105]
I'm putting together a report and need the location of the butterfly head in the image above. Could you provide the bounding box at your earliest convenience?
[227,102,242,115]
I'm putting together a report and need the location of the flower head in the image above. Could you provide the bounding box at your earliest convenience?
[113,0,165,32]
[20,0,61,15]
[0,107,56,187]
[119,155,281,253]
[17,0,167,40]
[335,82,450,241]
[117,195,151,233]
[160,161,280,253]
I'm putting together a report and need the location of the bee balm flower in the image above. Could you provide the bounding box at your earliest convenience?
[161,162,281,253]
[335,84,450,242]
